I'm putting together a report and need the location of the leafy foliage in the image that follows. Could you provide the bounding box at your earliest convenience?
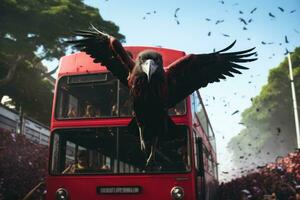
[0,130,48,199]
[0,0,125,125]
[228,47,300,166]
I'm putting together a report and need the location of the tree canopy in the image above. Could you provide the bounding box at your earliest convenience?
[228,47,300,167]
[0,0,125,125]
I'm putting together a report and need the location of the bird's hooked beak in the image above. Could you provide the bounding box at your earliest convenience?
[141,59,158,82]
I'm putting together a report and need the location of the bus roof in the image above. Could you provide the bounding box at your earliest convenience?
[58,46,186,77]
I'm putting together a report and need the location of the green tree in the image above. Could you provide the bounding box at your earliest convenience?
[0,0,125,125]
[228,47,300,166]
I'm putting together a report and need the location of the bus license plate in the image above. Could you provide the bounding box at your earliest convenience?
[97,186,141,194]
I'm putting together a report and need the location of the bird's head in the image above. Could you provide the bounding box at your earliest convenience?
[136,50,164,82]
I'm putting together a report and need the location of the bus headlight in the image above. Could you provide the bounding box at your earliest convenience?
[171,186,184,200]
[56,188,68,200]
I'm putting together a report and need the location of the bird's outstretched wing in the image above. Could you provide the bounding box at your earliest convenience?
[165,41,257,107]
[68,25,135,86]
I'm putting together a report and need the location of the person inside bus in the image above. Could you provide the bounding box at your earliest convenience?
[67,106,77,118]
[175,145,189,171]
[95,107,102,117]
[98,162,111,171]
[63,150,92,174]
[169,107,183,116]
[83,104,95,118]
[111,104,118,116]
[172,102,185,116]
[119,99,133,117]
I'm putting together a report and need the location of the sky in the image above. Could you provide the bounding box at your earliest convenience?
[47,0,300,181]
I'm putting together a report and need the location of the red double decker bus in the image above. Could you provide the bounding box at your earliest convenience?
[46,46,218,200]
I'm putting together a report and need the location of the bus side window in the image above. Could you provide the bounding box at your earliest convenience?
[168,100,186,116]
[196,137,204,176]
[119,83,133,117]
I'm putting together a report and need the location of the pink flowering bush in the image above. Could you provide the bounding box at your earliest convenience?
[218,150,300,200]
[0,130,48,200]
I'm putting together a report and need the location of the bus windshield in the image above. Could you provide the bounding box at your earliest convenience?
[50,126,190,175]
[55,73,186,119]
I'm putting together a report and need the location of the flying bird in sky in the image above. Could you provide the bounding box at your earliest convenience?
[239,17,248,25]
[174,7,180,18]
[269,12,276,18]
[231,110,239,115]
[142,10,157,20]
[278,7,284,12]
[284,48,289,55]
[174,8,180,25]
[216,19,225,25]
[285,35,289,43]
[250,7,257,14]
[68,25,257,167]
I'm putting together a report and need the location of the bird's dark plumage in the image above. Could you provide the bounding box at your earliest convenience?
[69,26,135,87]
[69,25,257,166]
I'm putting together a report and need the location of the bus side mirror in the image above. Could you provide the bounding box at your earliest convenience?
[196,138,204,176]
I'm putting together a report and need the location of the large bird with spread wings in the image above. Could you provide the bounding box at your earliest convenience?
[69,26,257,167]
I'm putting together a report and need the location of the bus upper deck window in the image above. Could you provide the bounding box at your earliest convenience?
[55,73,133,119]
[168,100,186,116]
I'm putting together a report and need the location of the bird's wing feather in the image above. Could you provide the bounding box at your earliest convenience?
[165,41,257,107]
[68,26,135,87]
